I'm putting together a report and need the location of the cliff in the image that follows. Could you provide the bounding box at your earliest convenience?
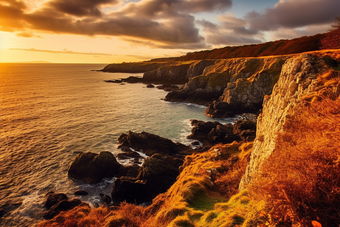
[241,50,340,188]
[166,56,289,117]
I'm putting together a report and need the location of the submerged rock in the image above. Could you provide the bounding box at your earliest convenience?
[68,151,122,184]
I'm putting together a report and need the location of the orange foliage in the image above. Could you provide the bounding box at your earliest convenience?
[38,202,146,227]
[177,34,323,61]
[250,95,340,227]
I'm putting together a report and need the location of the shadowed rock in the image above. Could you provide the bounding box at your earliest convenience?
[112,154,184,205]
[118,131,194,157]
[68,151,122,184]
[43,192,89,220]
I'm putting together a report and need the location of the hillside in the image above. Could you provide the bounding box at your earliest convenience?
[177,33,324,61]
[102,33,324,75]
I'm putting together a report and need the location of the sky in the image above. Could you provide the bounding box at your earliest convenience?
[0,0,339,63]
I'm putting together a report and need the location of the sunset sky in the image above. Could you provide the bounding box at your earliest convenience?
[0,0,339,63]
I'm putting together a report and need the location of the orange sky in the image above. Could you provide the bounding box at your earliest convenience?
[0,0,338,63]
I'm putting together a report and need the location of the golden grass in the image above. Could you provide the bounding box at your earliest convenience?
[250,95,340,227]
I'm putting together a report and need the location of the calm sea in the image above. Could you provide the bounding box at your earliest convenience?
[0,63,235,226]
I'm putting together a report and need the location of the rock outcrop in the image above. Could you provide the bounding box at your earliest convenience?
[166,56,289,115]
[43,192,89,219]
[118,131,194,157]
[68,151,122,184]
[187,119,256,146]
[112,154,184,205]
[112,131,196,205]
[241,51,340,188]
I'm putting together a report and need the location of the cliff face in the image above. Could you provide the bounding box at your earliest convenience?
[241,50,340,188]
[166,56,289,113]
[142,60,215,84]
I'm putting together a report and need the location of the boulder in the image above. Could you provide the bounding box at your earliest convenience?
[187,119,256,145]
[233,120,256,142]
[118,131,194,157]
[42,192,89,220]
[112,154,183,205]
[146,83,155,88]
[44,192,68,209]
[68,151,122,184]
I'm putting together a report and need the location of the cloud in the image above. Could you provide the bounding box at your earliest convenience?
[47,0,120,17]
[10,48,112,56]
[0,0,232,49]
[197,14,263,46]
[246,0,340,31]
[16,31,42,38]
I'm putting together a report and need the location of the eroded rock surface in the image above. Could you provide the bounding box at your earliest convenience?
[241,51,340,188]
[166,56,289,116]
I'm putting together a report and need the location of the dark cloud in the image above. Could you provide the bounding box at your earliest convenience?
[47,0,120,17]
[246,0,340,31]
[10,47,112,55]
[0,0,232,48]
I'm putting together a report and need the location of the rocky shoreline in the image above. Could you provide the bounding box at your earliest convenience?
[40,118,257,219]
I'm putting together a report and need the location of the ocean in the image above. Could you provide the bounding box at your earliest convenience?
[0,63,236,226]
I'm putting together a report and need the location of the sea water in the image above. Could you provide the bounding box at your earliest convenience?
[0,63,236,226]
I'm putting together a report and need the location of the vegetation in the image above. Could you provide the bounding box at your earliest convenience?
[321,17,340,50]
[250,73,340,226]
[177,34,323,61]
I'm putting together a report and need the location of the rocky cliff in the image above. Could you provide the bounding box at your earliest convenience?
[165,56,289,116]
[240,50,340,188]
[142,60,216,84]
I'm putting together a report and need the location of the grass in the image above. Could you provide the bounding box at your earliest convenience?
[250,94,340,227]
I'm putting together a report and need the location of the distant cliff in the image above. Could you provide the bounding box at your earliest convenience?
[101,61,169,73]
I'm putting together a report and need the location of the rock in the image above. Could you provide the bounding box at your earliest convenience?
[118,131,194,157]
[191,141,200,146]
[68,151,122,184]
[187,119,257,145]
[100,193,112,206]
[44,192,68,209]
[74,190,89,196]
[112,154,183,205]
[241,54,333,188]
[166,56,288,117]
[205,101,240,118]
[233,120,256,142]
[147,83,155,88]
[43,199,84,220]
[42,192,89,220]
[102,62,167,73]
[105,79,121,83]
[156,84,179,91]
[121,76,144,83]
[143,63,192,84]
